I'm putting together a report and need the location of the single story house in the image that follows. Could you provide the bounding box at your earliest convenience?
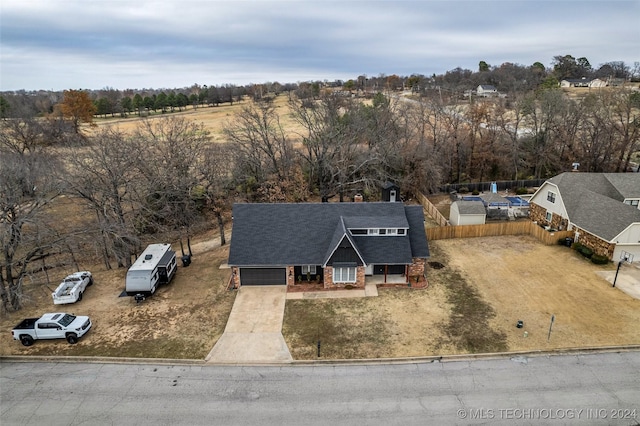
[476,85,497,97]
[228,202,430,289]
[529,172,640,261]
[450,200,486,225]
[560,78,608,88]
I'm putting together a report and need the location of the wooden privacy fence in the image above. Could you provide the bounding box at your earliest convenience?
[426,221,574,245]
[415,192,450,226]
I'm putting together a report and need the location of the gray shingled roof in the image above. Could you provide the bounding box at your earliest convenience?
[547,172,640,241]
[228,202,430,267]
[455,200,487,215]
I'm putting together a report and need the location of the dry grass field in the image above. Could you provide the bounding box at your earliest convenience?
[91,94,307,143]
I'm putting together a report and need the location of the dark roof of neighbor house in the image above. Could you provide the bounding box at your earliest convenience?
[546,172,640,241]
[228,202,429,267]
[478,85,497,91]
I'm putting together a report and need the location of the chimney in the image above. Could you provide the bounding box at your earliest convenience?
[354,194,363,202]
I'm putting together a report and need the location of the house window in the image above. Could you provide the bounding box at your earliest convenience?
[350,229,367,235]
[387,229,397,235]
[368,229,379,235]
[547,191,556,203]
[301,265,316,274]
[546,211,552,222]
[379,229,387,235]
[624,199,639,207]
[333,267,356,283]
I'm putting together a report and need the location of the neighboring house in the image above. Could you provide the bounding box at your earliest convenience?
[476,85,497,97]
[228,202,430,289]
[560,78,608,88]
[529,172,640,260]
[450,200,486,225]
[560,78,592,88]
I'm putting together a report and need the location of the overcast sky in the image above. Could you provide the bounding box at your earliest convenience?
[1,0,638,91]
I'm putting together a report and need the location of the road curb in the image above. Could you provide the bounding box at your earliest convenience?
[2,345,640,366]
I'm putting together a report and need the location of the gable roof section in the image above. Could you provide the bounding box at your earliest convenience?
[322,217,366,267]
[228,202,429,267]
[546,172,640,241]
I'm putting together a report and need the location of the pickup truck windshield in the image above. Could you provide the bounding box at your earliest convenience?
[58,314,76,326]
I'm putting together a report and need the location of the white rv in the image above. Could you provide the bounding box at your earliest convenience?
[125,244,177,299]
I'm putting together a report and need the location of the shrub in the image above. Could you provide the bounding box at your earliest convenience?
[458,187,469,194]
[578,246,593,258]
[515,187,528,195]
[571,242,583,251]
[590,254,609,265]
[471,190,480,195]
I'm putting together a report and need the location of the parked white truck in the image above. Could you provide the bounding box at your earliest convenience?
[51,271,93,304]
[125,243,177,302]
[11,312,92,346]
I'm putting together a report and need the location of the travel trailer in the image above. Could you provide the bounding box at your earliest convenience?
[125,243,177,301]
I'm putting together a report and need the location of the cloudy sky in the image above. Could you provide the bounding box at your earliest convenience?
[1,0,638,91]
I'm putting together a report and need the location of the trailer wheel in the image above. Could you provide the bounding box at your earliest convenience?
[88,277,94,286]
[20,335,34,346]
[78,292,83,302]
[66,333,78,344]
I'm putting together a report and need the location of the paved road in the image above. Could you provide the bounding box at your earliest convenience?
[1,351,639,425]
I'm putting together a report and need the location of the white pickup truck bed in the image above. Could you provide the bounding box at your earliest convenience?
[52,271,93,304]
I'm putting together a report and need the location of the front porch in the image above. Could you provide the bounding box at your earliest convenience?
[365,274,408,285]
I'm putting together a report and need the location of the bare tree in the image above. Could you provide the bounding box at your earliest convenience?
[64,126,143,269]
[134,117,210,238]
[224,101,296,201]
[0,118,63,310]
[290,94,372,201]
[196,143,235,245]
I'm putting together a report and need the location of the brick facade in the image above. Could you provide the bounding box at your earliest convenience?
[531,203,614,259]
[235,260,427,290]
[408,258,426,280]
[323,265,366,289]
[575,228,615,258]
[529,203,547,225]
[530,203,568,230]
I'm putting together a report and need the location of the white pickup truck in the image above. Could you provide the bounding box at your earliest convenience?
[11,313,92,346]
[52,271,93,304]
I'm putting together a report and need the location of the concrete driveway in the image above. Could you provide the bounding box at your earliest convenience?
[597,262,640,299]
[205,286,292,364]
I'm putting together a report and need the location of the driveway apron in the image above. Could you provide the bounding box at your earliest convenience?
[206,286,292,363]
